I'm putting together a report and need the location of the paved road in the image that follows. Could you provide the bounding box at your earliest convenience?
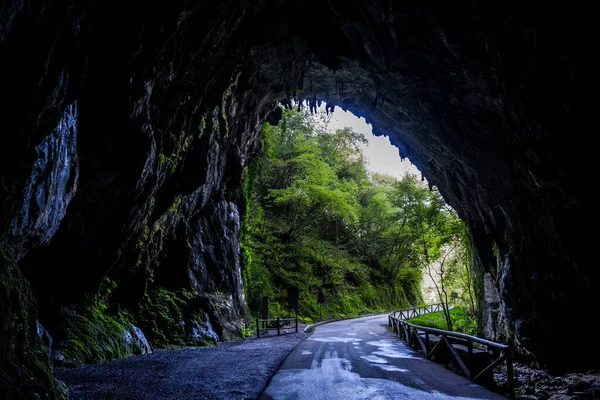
[260,315,506,400]
[56,332,307,400]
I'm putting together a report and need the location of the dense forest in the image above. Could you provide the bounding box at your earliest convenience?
[240,107,476,326]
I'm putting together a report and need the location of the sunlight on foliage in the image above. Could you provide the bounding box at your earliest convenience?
[240,105,470,322]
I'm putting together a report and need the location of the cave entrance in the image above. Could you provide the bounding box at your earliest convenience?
[243,101,475,332]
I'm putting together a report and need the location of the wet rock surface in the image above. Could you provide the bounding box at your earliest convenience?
[55,332,307,400]
[495,364,600,400]
[9,102,79,261]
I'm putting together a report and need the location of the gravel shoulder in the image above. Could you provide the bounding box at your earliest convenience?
[55,329,308,400]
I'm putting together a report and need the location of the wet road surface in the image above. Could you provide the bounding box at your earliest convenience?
[56,331,307,400]
[260,314,506,400]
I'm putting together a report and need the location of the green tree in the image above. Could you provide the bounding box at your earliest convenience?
[240,105,470,324]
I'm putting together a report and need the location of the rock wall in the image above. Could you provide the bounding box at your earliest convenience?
[0,1,596,397]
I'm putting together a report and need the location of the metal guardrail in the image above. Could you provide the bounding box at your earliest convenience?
[256,316,298,337]
[389,306,514,399]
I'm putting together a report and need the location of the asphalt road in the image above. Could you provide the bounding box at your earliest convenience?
[55,331,307,400]
[260,314,506,400]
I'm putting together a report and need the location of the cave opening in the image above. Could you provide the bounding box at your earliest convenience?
[243,100,478,338]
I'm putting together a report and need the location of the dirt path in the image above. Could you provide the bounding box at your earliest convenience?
[55,330,307,400]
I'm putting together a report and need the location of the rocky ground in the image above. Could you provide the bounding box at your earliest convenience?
[55,327,307,400]
[494,363,600,400]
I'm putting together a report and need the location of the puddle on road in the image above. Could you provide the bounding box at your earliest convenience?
[360,355,387,364]
[366,340,421,359]
[374,365,409,372]
[309,337,363,343]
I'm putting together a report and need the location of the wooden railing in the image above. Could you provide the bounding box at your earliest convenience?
[389,307,514,399]
[390,303,445,320]
[256,316,298,337]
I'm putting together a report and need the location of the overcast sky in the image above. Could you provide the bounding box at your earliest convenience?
[326,106,421,179]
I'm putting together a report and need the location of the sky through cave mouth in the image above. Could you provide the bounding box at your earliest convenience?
[316,104,423,181]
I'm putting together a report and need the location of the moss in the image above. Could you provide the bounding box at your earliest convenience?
[198,115,206,139]
[221,92,230,134]
[0,248,66,400]
[99,277,118,297]
[219,72,240,138]
[158,153,178,174]
[135,286,187,347]
[168,195,182,214]
[153,224,165,235]
[57,299,141,367]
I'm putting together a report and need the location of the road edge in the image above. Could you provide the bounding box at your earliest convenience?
[254,332,308,400]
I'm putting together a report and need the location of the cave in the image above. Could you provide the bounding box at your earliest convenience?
[0,1,596,398]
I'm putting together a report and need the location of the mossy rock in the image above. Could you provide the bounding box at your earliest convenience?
[135,287,224,348]
[0,249,66,400]
[56,301,151,367]
[135,287,187,347]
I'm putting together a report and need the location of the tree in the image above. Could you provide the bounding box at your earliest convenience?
[240,105,470,322]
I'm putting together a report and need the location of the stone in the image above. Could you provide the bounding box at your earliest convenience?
[186,313,220,345]
[124,325,152,355]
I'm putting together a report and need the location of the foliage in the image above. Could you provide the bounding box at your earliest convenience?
[57,299,139,367]
[240,106,465,322]
[241,322,254,338]
[421,217,476,329]
[135,286,187,347]
[406,306,477,335]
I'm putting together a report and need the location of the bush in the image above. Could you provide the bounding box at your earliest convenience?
[406,306,477,335]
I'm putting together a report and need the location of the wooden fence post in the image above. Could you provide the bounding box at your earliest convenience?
[295,314,298,333]
[256,318,260,338]
[467,341,473,378]
[506,348,515,399]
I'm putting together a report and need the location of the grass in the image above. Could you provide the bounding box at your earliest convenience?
[405,305,477,336]
[58,299,141,367]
